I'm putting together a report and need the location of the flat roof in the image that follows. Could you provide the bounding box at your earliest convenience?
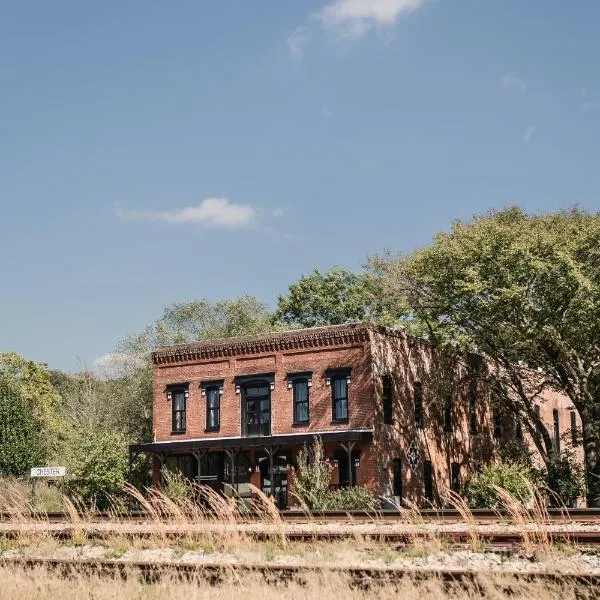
[152,322,406,365]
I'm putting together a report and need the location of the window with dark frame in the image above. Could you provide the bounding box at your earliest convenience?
[553,409,560,454]
[450,462,460,493]
[571,410,579,447]
[414,382,424,428]
[170,386,187,433]
[293,379,309,425]
[493,406,502,439]
[382,376,393,424]
[392,458,402,499]
[515,415,524,441]
[331,376,349,422]
[443,391,453,433]
[468,380,477,435]
[205,386,220,431]
[424,460,434,504]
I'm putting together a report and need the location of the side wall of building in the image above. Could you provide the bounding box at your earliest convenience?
[368,330,584,506]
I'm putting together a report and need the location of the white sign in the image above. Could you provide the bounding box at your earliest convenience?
[30,466,67,478]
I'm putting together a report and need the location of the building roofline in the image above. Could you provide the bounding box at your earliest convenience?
[152,322,407,365]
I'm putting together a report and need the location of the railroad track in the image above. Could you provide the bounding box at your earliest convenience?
[3,508,600,524]
[2,526,600,547]
[1,556,599,590]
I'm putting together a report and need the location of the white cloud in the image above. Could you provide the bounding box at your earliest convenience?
[93,353,145,379]
[287,27,310,59]
[314,0,426,40]
[501,72,527,92]
[118,197,256,228]
[523,126,535,144]
[272,207,285,218]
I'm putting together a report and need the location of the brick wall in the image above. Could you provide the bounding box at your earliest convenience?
[152,342,374,442]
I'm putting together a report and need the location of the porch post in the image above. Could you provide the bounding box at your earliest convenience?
[340,441,356,488]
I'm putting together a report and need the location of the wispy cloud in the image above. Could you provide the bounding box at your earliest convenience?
[118,197,256,228]
[287,26,310,59]
[501,72,527,92]
[272,207,285,218]
[93,353,145,379]
[523,126,535,144]
[314,0,427,40]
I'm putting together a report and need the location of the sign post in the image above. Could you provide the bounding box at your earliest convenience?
[30,466,67,506]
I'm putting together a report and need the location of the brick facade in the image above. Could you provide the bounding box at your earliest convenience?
[134,323,582,507]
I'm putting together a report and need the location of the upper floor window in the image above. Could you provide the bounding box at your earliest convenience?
[328,369,350,423]
[553,409,560,454]
[468,380,478,435]
[167,384,188,433]
[443,391,453,433]
[571,410,579,447]
[382,376,393,424]
[414,382,424,428]
[293,379,309,424]
[205,385,221,431]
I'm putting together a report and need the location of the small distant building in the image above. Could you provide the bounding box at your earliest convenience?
[129,323,581,508]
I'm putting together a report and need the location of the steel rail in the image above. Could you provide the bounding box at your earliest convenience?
[3,508,600,523]
[1,556,599,590]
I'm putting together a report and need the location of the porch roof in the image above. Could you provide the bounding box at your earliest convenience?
[129,429,373,455]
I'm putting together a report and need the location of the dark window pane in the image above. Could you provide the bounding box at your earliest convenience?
[414,383,423,428]
[382,376,393,424]
[451,462,460,493]
[392,458,402,498]
[443,392,452,432]
[293,380,309,424]
[468,381,477,435]
[553,409,560,454]
[173,392,185,412]
[334,378,347,399]
[571,411,579,447]
[424,461,434,503]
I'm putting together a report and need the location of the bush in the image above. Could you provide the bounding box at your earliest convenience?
[65,429,128,510]
[466,461,534,509]
[545,451,583,507]
[324,486,377,511]
[161,467,195,506]
[293,438,333,510]
[293,438,377,511]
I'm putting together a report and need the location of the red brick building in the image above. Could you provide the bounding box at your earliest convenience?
[129,323,581,507]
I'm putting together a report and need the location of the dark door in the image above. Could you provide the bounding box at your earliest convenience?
[243,384,271,437]
[259,455,288,509]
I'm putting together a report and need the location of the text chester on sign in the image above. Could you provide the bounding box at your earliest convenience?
[30,467,67,478]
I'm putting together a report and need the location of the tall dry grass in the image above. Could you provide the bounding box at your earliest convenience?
[0,564,592,600]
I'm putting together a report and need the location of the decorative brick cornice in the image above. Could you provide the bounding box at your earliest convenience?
[152,323,382,365]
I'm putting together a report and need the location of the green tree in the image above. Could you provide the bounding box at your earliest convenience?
[64,428,129,510]
[274,267,399,328]
[0,374,47,476]
[371,207,600,505]
[0,352,65,454]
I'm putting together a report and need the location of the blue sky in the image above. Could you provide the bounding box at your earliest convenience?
[1,0,599,372]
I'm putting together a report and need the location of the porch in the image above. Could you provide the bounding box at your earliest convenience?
[129,429,373,509]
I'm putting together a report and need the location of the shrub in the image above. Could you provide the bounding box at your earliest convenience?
[325,486,377,511]
[293,438,332,510]
[64,429,128,510]
[466,461,534,509]
[293,438,378,511]
[161,467,195,506]
[545,451,583,507]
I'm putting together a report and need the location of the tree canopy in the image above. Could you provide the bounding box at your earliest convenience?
[371,206,600,504]
[274,267,399,328]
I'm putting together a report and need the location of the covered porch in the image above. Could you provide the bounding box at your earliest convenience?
[129,429,373,509]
